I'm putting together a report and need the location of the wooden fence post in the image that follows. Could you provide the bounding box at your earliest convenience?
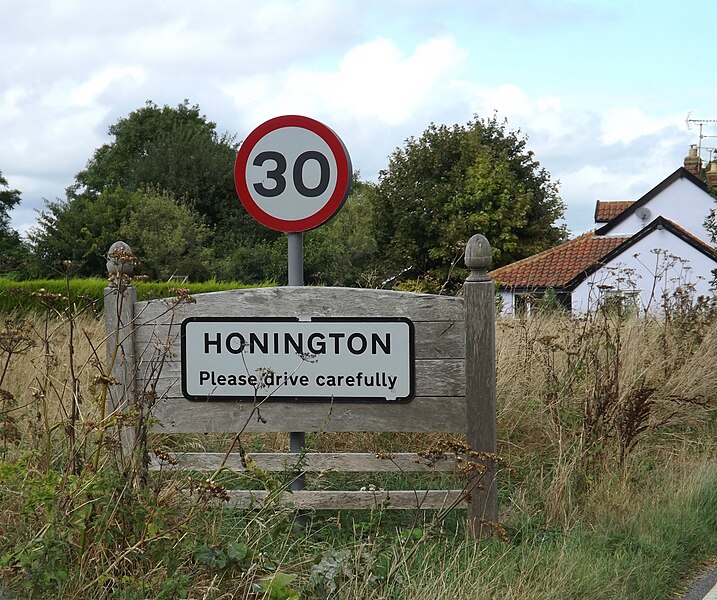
[104,241,141,479]
[464,234,498,539]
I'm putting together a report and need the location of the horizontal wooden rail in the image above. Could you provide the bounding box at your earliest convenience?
[150,396,467,434]
[149,452,462,473]
[226,489,469,510]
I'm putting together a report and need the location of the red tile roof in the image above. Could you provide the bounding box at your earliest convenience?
[594,200,634,222]
[490,232,629,288]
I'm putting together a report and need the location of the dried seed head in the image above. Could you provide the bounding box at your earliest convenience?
[154,449,179,466]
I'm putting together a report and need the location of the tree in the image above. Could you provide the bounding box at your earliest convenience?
[303,178,379,286]
[0,171,30,275]
[213,177,379,286]
[31,189,134,276]
[68,100,268,242]
[119,189,214,281]
[30,187,213,279]
[31,100,281,278]
[0,171,21,229]
[372,115,567,290]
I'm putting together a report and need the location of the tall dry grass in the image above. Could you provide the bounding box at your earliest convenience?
[496,305,717,526]
[2,313,105,415]
[0,287,716,598]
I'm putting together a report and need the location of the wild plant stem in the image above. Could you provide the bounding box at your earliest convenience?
[91,289,124,474]
[0,350,13,389]
[42,311,52,473]
[66,276,81,476]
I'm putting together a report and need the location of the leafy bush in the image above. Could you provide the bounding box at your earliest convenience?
[0,277,267,313]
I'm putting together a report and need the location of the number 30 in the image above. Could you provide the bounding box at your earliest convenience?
[253,151,330,198]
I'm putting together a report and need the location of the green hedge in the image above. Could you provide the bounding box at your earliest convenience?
[0,278,270,315]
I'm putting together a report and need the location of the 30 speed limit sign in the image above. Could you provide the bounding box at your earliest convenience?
[234,115,352,232]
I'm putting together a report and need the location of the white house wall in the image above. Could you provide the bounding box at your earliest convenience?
[605,177,713,243]
[498,290,514,316]
[571,228,715,313]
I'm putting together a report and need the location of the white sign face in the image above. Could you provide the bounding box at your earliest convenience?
[181,318,415,402]
[244,127,338,221]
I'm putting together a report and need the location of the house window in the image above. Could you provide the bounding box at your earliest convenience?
[600,289,640,315]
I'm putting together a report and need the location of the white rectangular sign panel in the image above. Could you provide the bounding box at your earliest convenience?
[181,317,415,402]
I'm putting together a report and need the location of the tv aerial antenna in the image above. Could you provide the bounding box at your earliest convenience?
[686,113,717,159]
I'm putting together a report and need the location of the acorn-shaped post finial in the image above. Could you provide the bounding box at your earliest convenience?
[107,241,135,285]
[465,234,492,282]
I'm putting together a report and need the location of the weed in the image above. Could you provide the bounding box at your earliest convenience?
[0,263,714,597]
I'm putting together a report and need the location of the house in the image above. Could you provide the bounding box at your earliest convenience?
[490,148,717,315]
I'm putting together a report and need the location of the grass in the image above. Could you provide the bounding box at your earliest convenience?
[0,288,715,598]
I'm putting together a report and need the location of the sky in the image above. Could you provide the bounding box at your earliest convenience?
[2,0,717,240]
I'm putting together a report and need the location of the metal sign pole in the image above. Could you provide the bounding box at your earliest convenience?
[287,232,306,493]
[235,115,352,509]
[288,232,304,287]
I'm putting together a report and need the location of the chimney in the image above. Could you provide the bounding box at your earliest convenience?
[683,145,702,176]
[707,161,717,189]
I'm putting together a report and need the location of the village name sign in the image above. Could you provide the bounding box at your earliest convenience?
[181,317,415,402]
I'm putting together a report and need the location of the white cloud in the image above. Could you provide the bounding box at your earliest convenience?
[224,36,467,129]
[0,87,28,122]
[599,108,684,145]
[0,0,711,240]
[473,84,533,117]
[70,66,147,108]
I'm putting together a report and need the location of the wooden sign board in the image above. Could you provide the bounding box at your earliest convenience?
[132,287,466,433]
[181,317,415,402]
[104,233,497,535]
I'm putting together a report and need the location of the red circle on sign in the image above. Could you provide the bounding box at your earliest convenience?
[234,115,352,232]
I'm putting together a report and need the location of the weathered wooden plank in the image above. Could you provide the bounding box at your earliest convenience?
[137,358,464,399]
[149,452,462,472]
[134,319,466,361]
[150,395,467,433]
[224,489,469,510]
[135,287,464,324]
[465,234,498,538]
[105,283,141,474]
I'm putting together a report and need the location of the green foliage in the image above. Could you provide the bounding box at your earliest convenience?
[0,277,261,313]
[32,100,270,278]
[536,288,565,314]
[68,100,243,227]
[212,237,287,285]
[214,177,380,286]
[303,179,380,286]
[373,115,567,290]
[31,188,135,276]
[258,572,300,600]
[31,187,215,279]
[0,171,21,240]
[0,171,31,277]
[192,539,251,569]
[118,188,214,281]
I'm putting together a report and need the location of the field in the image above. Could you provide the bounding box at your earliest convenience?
[0,286,716,599]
